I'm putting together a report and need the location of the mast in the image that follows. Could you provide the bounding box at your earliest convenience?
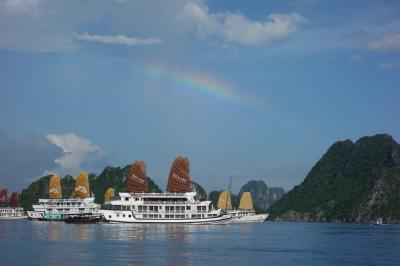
[225,176,232,211]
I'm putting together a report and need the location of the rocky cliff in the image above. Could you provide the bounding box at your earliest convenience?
[208,180,285,212]
[269,134,400,223]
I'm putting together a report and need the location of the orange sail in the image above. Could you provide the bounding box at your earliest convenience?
[75,172,90,198]
[127,160,148,193]
[239,192,254,210]
[104,188,115,204]
[49,175,62,199]
[9,192,19,207]
[0,188,7,204]
[166,156,192,193]
[217,190,233,210]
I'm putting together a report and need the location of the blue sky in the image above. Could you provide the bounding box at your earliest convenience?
[0,0,399,193]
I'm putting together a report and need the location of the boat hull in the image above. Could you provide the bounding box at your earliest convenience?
[232,213,269,223]
[64,216,101,224]
[0,216,28,220]
[101,210,232,225]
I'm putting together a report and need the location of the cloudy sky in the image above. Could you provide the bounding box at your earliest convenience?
[0,0,399,193]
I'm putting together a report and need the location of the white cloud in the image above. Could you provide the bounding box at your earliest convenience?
[378,61,400,70]
[76,32,162,46]
[182,2,306,46]
[46,132,105,176]
[368,33,400,52]
[2,0,42,16]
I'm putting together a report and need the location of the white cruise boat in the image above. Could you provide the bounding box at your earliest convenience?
[0,207,27,220]
[101,158,232,224]
[101,191,231,224]
[28,173,100,221]
[28,197,101,221]
[217,191,269,223]
[0,189,27,220]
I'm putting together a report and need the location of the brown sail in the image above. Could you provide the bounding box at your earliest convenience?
[104,188,115,204]
[75,172,90,198]
[217,190,233,210]
[239,192,254,210]
[49,175,62,199]
[127,160,148,193]
[9,192,19,207]
[0,188,7,204]
[166,156,192,193]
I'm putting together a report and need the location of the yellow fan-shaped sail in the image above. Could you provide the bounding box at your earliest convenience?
[239,192,254,210]
[49,175,62,199]
[217,190,232,210]
[104,188,115,204]
[75,172,90,198]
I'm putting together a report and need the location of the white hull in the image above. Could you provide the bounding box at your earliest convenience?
[101,210,232,224]
[232,213,269,223]
[0,215,28,220]
[0,207,26,220]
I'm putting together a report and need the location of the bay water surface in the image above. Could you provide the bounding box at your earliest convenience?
[1,220,399,265]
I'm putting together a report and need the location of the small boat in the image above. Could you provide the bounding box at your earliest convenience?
[28,173,100,221]
[0,189,27,220]
[101,158,232,224]
[217,190,269,223]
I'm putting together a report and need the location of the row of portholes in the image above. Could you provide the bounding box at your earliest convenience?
[108,214,132,219]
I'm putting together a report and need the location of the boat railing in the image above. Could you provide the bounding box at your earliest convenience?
[142,201,192,205]
[127,192,195,197]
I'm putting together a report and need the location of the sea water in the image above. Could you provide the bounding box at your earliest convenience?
[0,220,399,265]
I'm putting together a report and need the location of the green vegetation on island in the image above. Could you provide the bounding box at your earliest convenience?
[268,134,400,223]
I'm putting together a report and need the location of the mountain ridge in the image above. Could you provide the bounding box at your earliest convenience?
[268,134,400,223]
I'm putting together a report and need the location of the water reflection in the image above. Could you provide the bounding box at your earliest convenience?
[48,222,63,240]
[3,221,400,265]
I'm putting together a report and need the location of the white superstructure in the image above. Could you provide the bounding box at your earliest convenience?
[27,197,100,221]
[101,192,232,224]
[0,207,27,220]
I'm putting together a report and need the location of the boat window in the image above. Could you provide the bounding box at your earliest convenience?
[125,197,129,201]
[123,214,126,217]
[108,215,111,218]
[116,214,120,217]
[186,206,190,210]
[128,215,132,218]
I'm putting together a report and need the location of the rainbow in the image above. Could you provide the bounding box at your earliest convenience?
[141,63,262,111]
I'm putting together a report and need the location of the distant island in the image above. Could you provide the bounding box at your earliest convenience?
[268,134,400,223]
[19,166,284,212]
[20,133,400,224]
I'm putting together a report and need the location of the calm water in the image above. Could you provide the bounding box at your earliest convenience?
[0,220,399,265]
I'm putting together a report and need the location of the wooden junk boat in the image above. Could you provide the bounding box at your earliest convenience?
[100,157,232,224]
[27,173,101,222]
[0,189,27,220]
